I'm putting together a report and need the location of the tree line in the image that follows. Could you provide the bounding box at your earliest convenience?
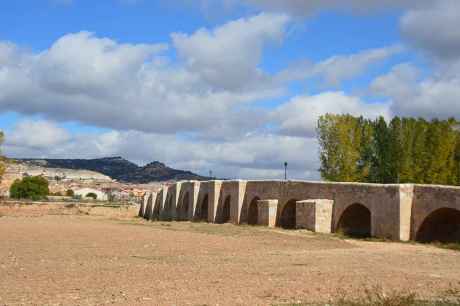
[317,114,460,185]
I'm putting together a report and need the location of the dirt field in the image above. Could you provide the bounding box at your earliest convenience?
[0,204,459,306]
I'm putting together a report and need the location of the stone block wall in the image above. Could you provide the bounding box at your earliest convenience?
[296,199,333,233]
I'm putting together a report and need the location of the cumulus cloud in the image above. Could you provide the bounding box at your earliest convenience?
[207,0,432,16]
[0,15,288,138]
[401,0,460,62]
[277,45,403,86]
[274,92,390,137]
[5,120,70,153]
[172,13,290,91]
[369,61,460,120]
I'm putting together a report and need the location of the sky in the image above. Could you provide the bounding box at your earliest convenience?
[0,0,459,180]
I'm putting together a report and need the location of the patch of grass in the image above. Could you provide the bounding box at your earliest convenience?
[334,231,390,243]
[432,242,460,252]
[275,287,460,306]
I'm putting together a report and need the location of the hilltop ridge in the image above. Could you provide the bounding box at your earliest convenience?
[17,157,209,183]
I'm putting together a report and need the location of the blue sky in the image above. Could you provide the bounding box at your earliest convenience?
[0,0,459,180]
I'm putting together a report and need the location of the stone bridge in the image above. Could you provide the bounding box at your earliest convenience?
[139,180,460,243]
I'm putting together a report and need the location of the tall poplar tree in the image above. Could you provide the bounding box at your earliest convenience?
[371,117,393,183]
[388,117,402,183]
[317,115,460,186]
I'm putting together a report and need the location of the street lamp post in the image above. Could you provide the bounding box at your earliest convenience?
[284,162,288,180]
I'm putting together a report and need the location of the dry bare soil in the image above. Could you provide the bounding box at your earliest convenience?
[0,204,459,306]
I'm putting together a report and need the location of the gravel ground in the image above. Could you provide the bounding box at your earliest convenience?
[0,204,459,306]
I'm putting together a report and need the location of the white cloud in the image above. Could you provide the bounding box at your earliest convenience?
[0,16,288,138]
[5,120,70,152]
[370,63,420,99]
[277,45,403,86]
[3,120,320,180]
[370,63,460,120]
[172,13,289,91]
[359,1,460,121]
[274,92,390,137]
[401,0,460,62]
[209,0,432,16]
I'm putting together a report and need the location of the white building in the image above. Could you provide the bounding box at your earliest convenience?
[74,188,108,201]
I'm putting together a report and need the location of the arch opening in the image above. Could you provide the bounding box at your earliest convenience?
[152,196,160,221]
[248,197,260,225]
[179,192,190,221]
[198,194,209,222]
[164,194,174,221]
[279,199,297,229]
[218,195,231,224]
[416,208,460,243]
[336,203,371,238]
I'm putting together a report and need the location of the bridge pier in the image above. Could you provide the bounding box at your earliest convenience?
[296,199,334,233]
[257,199,278,227]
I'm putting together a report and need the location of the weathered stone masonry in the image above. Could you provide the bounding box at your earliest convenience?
[140,180,460,242]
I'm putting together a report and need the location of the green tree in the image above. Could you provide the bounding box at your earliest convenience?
[371,117,393,183]
[356,117,374,182]
[388,117,403,183]
[454,128,460,185]
[317,115,460,186]
[424,118,458,185]
[317,114,369,182]
[10,176,50,201]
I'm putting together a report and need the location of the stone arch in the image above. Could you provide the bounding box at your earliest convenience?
[248,196,260,225]
[139,195,146,218]
[178,191,190,221]
[336,203,371,238]
[144,193,153,220]
[152,193,161,220]
[416,208,460,243]
[278,199,297,229]
[163,193,174,221]
[217,195,231,224]
[197,194,209,222]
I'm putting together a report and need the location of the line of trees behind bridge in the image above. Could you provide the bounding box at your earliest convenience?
[317,114,460,185]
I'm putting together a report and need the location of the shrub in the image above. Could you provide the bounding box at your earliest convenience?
[10,176,49,200]
[66,189,75,197]
[86,192,98,200]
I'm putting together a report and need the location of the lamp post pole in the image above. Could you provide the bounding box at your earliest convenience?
[284,162,288,180]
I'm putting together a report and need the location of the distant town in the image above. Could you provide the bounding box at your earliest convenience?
[0,157,209,204]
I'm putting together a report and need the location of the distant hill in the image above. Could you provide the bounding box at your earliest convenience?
[17,157,210,183]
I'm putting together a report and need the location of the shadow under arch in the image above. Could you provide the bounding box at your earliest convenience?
[178,191,190,221]
[217,195,231,224]
[416,208,460,243]
[163,193,174,221]
[152,193,161,221]
[197,194,209,222]
[336,203,371,238]
[248,196,260,225]
[278,199,298,229]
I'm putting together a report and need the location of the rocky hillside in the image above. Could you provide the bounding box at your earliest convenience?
[18,157,209,183]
